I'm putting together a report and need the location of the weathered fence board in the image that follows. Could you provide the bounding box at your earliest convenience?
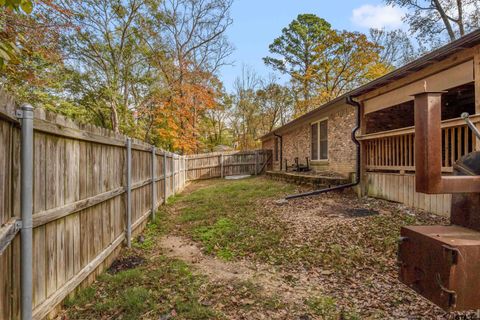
[0,91,270,319]
[0,97,190,320]
[186,150,271,180]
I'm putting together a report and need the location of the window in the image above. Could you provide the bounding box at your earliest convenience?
[311,119,328,161]
[274,137,279,161]
[311,123,318,160]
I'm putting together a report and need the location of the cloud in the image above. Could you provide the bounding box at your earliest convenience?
[351,4,406,29]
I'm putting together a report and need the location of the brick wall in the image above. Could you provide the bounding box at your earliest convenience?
[327,106,356,174]
[262,104,357,177]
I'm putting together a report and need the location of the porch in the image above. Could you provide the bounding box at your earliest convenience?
[265,170,351,188]
[358,90,480,217]
[359,114,480,175]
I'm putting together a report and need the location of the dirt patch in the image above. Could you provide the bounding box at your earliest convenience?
[108,255,145,274]
[159,235,321,307]
[344,207,379,217]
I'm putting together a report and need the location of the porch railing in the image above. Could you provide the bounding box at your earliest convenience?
[358,115,480,173]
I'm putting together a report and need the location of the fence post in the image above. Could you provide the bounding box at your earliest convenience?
[185,156,188,183]
[163,152,168,203]
[172,154,176,194]
[18,104,33,320]
[151,146,156,220]
[220,154,224,178]
[255,150,259,175]
[126,138,132,248]
[182,156,185,187]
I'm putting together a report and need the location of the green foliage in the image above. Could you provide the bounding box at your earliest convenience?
[263,14,332,105]
[1,0,33,13]
[65,255,218,319]
[263,14,331,76]
[64,287,96,307]
[0,0,33,68]
[161,178,295,262]
[195,218,236,260]
[264,14,391,116]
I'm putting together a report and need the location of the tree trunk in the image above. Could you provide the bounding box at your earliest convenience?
[110,102,119,133]
[433,0,457,40]
[456,0,465,36]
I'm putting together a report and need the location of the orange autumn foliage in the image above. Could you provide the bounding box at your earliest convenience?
[151,66,220,154]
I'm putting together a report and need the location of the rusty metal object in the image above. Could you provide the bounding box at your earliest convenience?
[414,92,480,194]
[400,92,480,311]
[451,151,480,231]
[399,225,480,311]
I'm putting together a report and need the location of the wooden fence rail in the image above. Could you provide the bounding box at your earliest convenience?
[186,150,271,181]
[0,93,271,320]
[0,98,190,319]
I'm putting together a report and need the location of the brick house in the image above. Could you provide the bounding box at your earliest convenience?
[261,29,480,216]
[261,97,357,176]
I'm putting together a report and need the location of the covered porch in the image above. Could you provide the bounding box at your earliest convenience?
[357,80,479,216]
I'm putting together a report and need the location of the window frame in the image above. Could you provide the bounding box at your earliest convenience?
[311,118,328,161]
[274,137,279,161]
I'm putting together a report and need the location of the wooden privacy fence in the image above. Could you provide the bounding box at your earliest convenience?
[186,150,271,180]
[0,96,187,319]
[359,115,480,173]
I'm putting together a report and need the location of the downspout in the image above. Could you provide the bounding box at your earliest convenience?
[273,132,283,171]
[285,96,361,200]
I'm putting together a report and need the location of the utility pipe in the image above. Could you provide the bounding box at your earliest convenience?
[285,96,361,200]
[19,103,33,320]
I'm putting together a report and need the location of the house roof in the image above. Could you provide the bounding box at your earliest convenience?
[260,28,480,141]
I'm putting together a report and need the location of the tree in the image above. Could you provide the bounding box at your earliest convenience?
[143,0,234,153]
[263,14,331,110]
[0,0,81,118]
[63,0,150,133]
[231,65,263,150]
[1,0,235,154]
[386,0,480,45]
[264,15,391,116]
[199,90,234,151]
[369,28,416,67]
[312,30,391,107]
[0,0,33,68]
[255,79,293,134]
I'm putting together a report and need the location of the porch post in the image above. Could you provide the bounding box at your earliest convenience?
[414,92,444,194]
[359,103,368,196]
[474,48,480,150]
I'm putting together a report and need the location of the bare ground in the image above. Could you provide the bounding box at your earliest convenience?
[160,179,461,319]
[63,177,477,320]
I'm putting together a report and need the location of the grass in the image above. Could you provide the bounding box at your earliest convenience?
[64,220,219,320]
[64,177,443,319]
[305,295,361,320]
[160,177,296,262]
[159,177,421,273]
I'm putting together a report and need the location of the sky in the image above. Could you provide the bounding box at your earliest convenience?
[221,0,407,92]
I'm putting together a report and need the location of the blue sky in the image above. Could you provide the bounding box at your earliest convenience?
[221,0,406,92]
